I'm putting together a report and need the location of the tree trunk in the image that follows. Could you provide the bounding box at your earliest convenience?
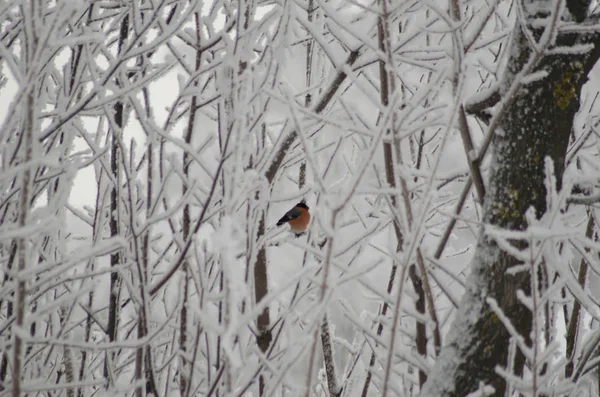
[420,5,600,396]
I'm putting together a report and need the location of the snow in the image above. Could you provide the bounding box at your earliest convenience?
[3,0,600,396]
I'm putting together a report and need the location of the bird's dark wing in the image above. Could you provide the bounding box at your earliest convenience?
[276,207,301,226]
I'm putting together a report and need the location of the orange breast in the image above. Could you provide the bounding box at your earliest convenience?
[288,209,310,232]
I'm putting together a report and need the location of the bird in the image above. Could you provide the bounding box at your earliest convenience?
[276,202,310,236]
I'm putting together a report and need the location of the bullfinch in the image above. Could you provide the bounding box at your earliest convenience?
[276,202,310,236]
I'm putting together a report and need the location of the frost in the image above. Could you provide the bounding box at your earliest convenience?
[520,70,549,85]
[2,0,600,396]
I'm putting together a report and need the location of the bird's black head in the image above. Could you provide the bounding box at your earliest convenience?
[297,202,309,210]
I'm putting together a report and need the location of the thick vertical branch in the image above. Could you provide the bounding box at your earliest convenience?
[321,316,341,397]
[364,0,442,393]
[362,7,405,395]
[12,71,35,397]
[178,11,203,395]
[457,106,486,201]
[302,2,340,394]
[79,180,103,397]
[566,212,594,377]
[60,306,75,397]
[300,0,315,188]
[254,212,272,396]
[105,11,129,383]
[409,265,428,387]
[131,41,161,397]
[12,3,38,394]
[450,0,486,203]
[53,133,75,397]
[361,262,398,397]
